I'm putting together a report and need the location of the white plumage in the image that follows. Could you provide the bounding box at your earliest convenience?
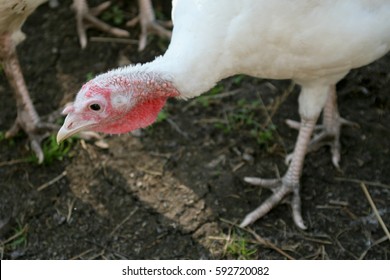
[148,1,390,99]
[58,0,390,229]
[0,0,46,36]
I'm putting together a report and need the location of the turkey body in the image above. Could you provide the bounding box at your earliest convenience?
[155,0,390,97]
[58,0,390,229]
[0,0,47,36]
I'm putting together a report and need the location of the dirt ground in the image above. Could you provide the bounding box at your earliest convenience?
[0,0,389,260]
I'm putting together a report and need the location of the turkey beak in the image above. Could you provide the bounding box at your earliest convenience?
[57,113,95,144]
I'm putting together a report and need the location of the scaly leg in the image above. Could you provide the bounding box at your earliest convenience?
[127,0,172,51]
[242,117,319,230]
[0,34,57,163]
[286,86,356,169]
[72,0,130,49]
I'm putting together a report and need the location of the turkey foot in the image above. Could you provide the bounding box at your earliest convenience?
[0,34,58,164]
[285,86,357,169]
[127,0,172,51]
[72,0,130,49]
[242,176,306,229]
[242,118,319,229]
[6,117,58,164]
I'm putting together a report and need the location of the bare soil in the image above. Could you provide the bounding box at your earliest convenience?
[0,0,389,260]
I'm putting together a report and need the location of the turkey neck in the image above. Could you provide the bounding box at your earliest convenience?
[134,48,226,100]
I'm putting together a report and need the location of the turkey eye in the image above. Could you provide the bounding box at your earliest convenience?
[89,104,101,111]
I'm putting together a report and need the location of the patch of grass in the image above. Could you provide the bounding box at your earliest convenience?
[155,109,169,124]
[0,130,76,165]
[85,72,94,81]
[146,109,169,135]
[251,124,276,146]
[29,134,76,165]
[0,131,5,142]
[101,5,126,25]
[43,135,75,164]
[215,98,276,147]
[0,131,17,147]
[229,99,261,129]
[232,74,245,86]
[197,83,224,107]
[4,223,28,251]
[224,230,258,260]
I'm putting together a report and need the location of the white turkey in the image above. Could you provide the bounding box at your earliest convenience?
[0,0,55,163]
[57,0,390,229]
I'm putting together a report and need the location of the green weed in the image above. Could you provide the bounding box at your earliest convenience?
[146,109,169,134]
[101,5,125,25]
[44,135,74,164]
[0,130,75,165]
[251,124,276,146]
[225,231,258,260]
[85,72,94,81]
[0,131,17,147]
[155,109,169,123]
[5,223,28,251]
[197,83,224,107]
[215,98,276,146]
[28,134,75,165]
[0,131,5,142]
[232,74,245,86]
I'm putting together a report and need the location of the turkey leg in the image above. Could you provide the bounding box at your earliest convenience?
[242,116,319,230]
[0,34,57,163]
[127,0,172,51]
[285,85,357,169]
[72,0,130,49]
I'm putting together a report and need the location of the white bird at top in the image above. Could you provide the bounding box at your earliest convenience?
[57,0,390,229]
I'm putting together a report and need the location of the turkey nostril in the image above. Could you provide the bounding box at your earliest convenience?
[67,122,74,129]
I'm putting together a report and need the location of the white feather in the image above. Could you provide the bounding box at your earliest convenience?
[153,1,390,100]
[107,0,390,117]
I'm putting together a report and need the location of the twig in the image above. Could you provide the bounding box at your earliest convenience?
[166,118,189,139]
[335,177,390,189]
[109,207,139,236]
[85,240,130,259]
[135,166,163,176]
[302,246,327,260]
[193,118,227,125]
[183,89,242,111]
[67,198,77,223]
[0,158,31,167]
[334,229,359,259]
[245,227,295,260]
[70,248,95,260]
[360,183,390,242]
[223,226,233,255]
[358,235,389,260]
[88,249,105,260]
[263,81,295,128]
[232,161,245,172]
[1,225,28,245]
[36,171,67,191]
[90,36,138,44]
[300,235,333,245]
[206,89,242,99]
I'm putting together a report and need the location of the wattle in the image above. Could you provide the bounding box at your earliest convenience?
[95,97,168,134]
